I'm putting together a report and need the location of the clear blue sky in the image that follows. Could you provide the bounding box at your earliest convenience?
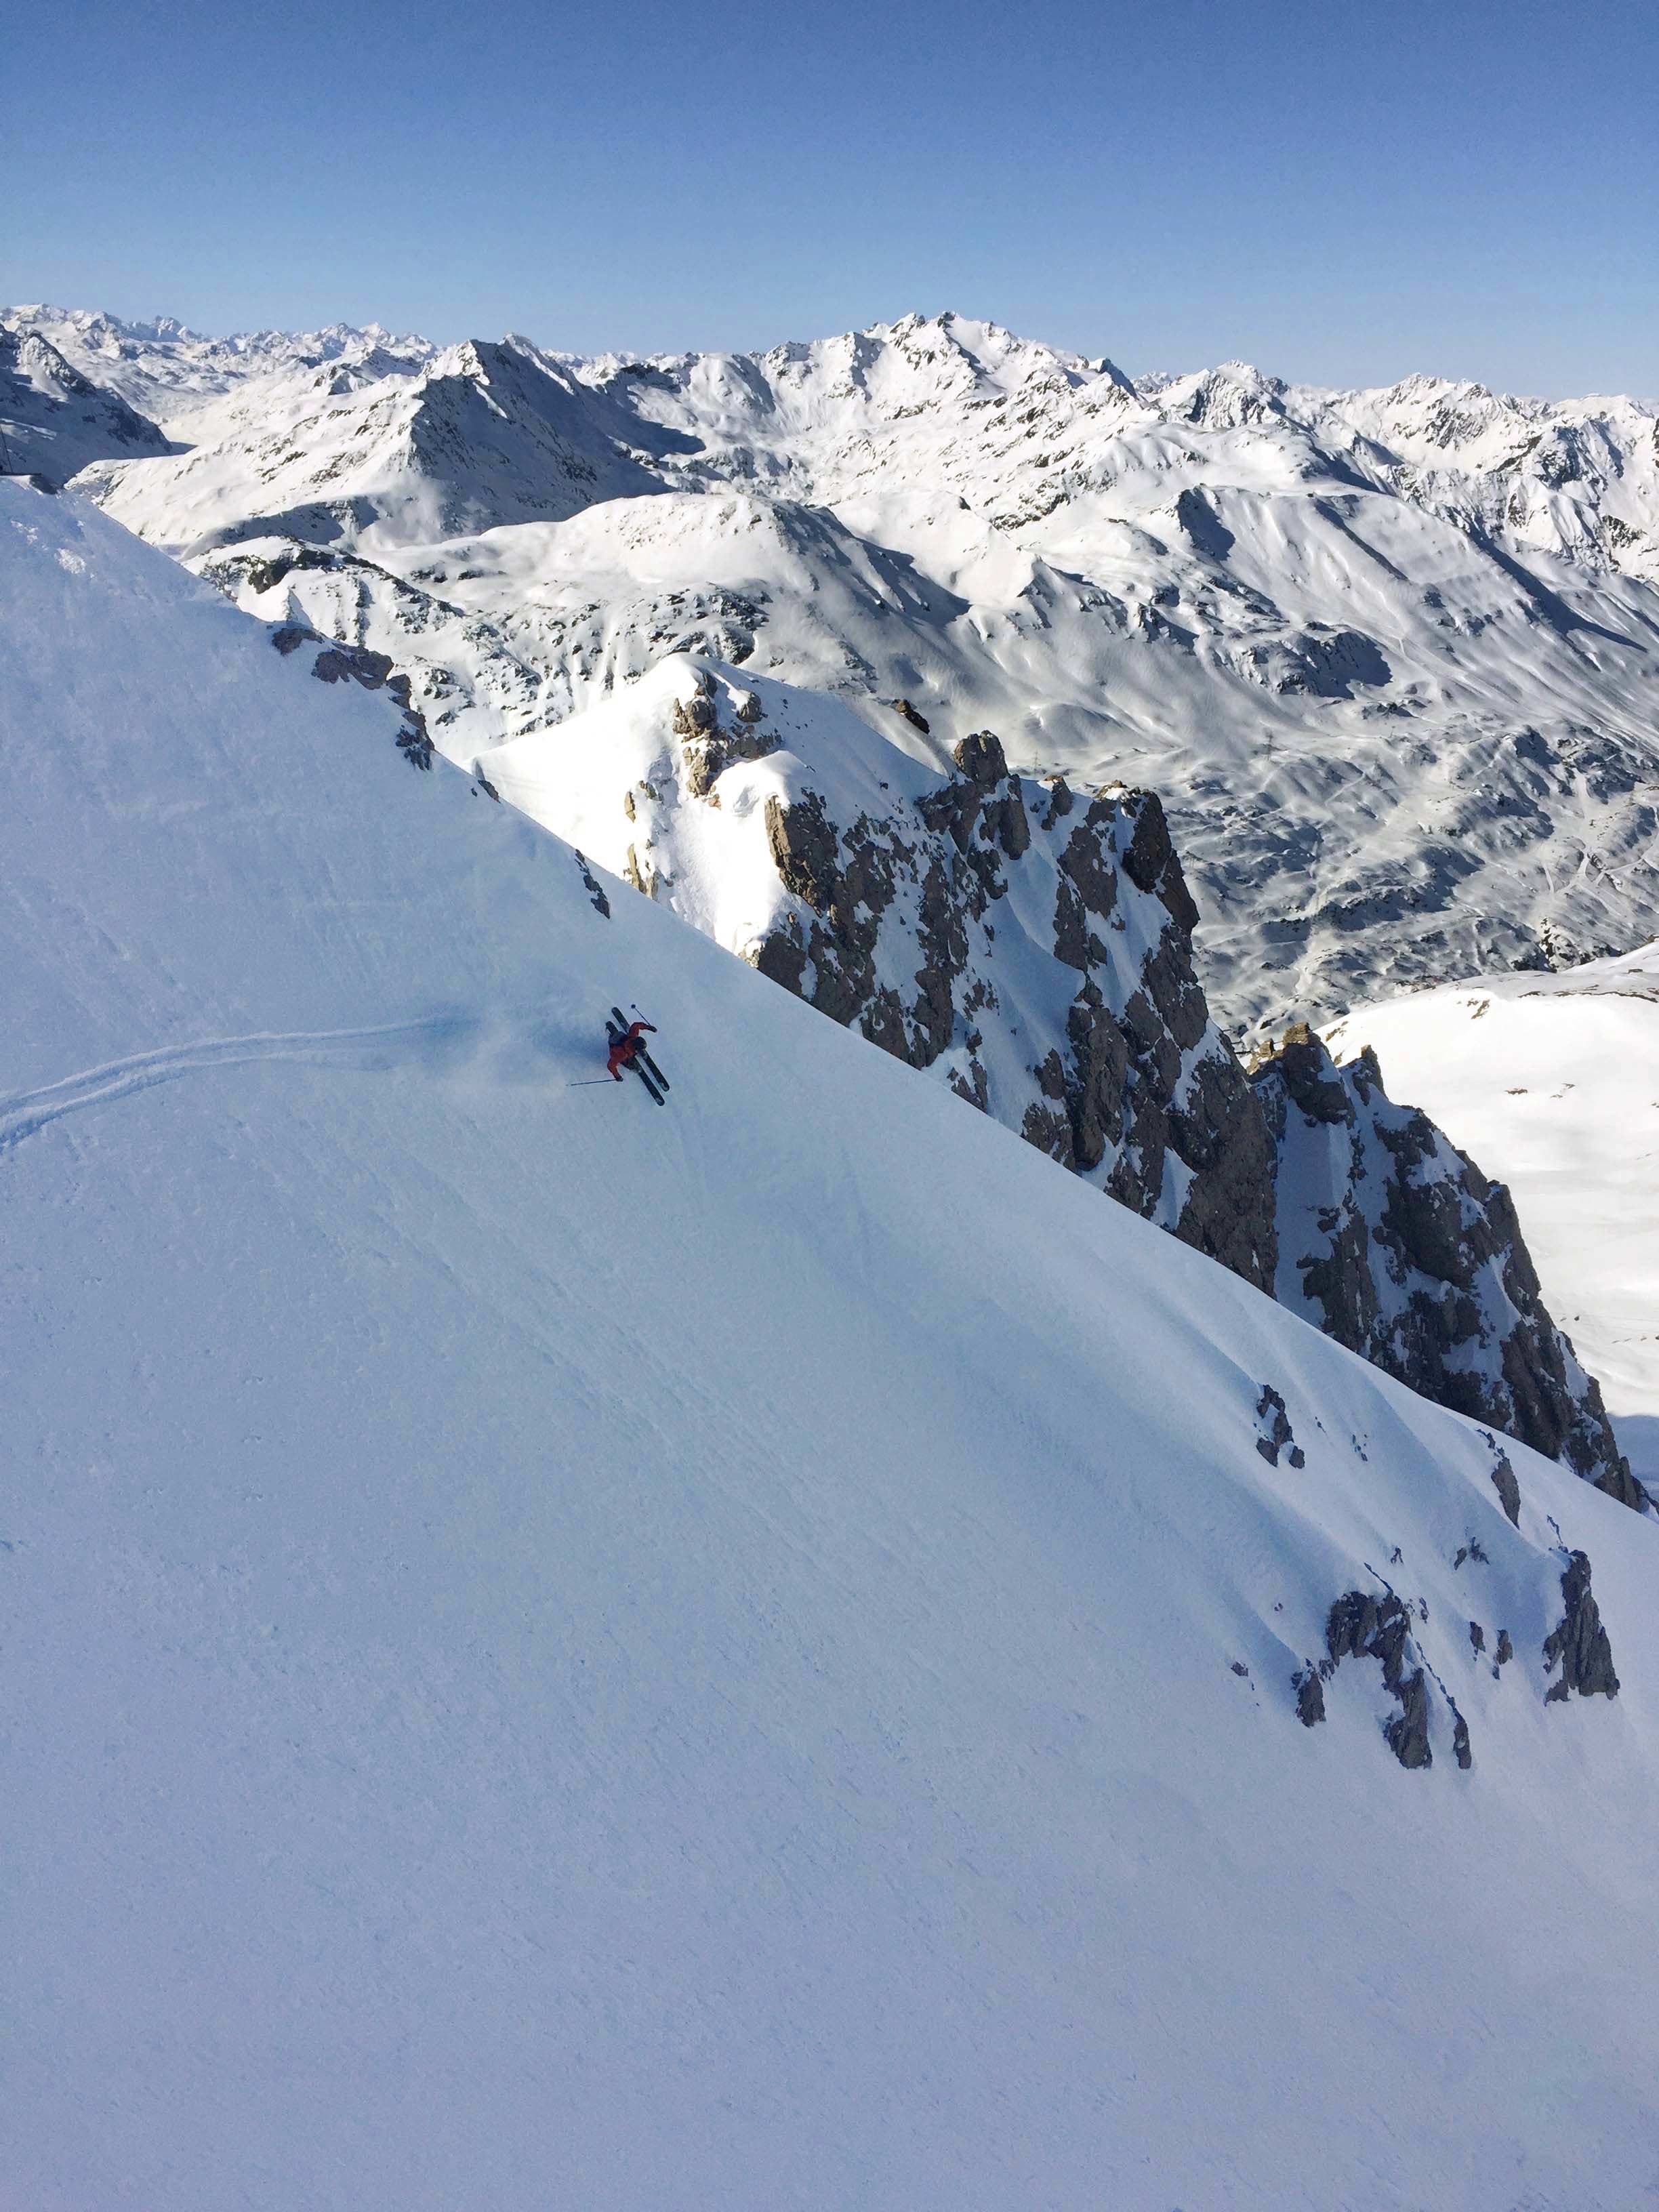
[9,0,1656,394]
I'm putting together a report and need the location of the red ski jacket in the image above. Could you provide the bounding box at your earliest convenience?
[607,1020,655,1080]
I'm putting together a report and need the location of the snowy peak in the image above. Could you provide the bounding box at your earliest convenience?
[44,299,1659,1033]
[76,333,676,556]
[1,323,172,485]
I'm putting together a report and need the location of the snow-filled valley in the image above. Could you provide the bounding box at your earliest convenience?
[7,476,1659,2208]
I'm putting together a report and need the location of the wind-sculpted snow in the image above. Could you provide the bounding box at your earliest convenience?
[1253,1025,1644,1509]
[45,304,1659,1027]
[7,479,1659,2209]
[484,653,1278,1288]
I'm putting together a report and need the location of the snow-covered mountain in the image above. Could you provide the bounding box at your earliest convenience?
[1328,945,1659,1492]
[0,324,172,485]
[38,303,1659,1029]
[8,474,1659,2211]
[0,302,435,430]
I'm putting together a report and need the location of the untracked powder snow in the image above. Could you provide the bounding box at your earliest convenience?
[4,480,1659,2209]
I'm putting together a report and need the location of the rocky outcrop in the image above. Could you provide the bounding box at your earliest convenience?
[1254,1026,1643,1508]
[708,691,1279,1287]
[1323,1591,1433,1769]
[272,624,435,769]
[1542,1551,1619,1701]
[541,660,1275,1286]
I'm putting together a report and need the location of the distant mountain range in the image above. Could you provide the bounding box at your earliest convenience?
[7,302,1658,1031]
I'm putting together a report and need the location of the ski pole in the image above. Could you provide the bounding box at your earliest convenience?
[565,1079,616,1089]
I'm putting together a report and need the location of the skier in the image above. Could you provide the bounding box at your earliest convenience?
[606,1017,657,1082]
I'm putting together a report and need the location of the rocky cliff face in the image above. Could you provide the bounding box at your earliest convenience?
[752,724,1279,1289]
[1253,1026,1645,1509]
[485,655,1279,1291]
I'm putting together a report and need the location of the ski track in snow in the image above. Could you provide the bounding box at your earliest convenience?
[0,1017,487,1151]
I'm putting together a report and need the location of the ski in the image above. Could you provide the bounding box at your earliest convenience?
[611,1008,670,1091]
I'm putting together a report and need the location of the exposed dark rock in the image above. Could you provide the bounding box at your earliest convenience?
[764,792,841,913]
[1469,1621,1486,1654]
[672,691,717,735]
[715,693,1282,1290]
[1119,790,1201,936]
[1040,776,1073,830]
[1451,1708,1473,1770]
[1254,1385,1305,1469]
[953,728,1008,785]
[1293,1666,1327,1726]
[573,851,611,918]
[1326,1590,1434,1770]
[271,626,435,768]
[1494,1630,1513,1671]
[1489,1450,1522,1528]
[890,697,930,733]
[1542,1551,1619,1702]
[681,718,779,799]
[1254,1027,1642,1507]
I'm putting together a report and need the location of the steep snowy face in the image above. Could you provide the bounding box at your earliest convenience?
[0,325,172,485]
[1326,945,1659,1490]
[485,654,1277,1289]
[1254,1026,1643,1509]
[8,476,1659,2212]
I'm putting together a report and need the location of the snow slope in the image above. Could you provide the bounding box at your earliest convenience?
[1329,948,1659,1490]
[6,480,1659,2210]
[56,305,1659,1028]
